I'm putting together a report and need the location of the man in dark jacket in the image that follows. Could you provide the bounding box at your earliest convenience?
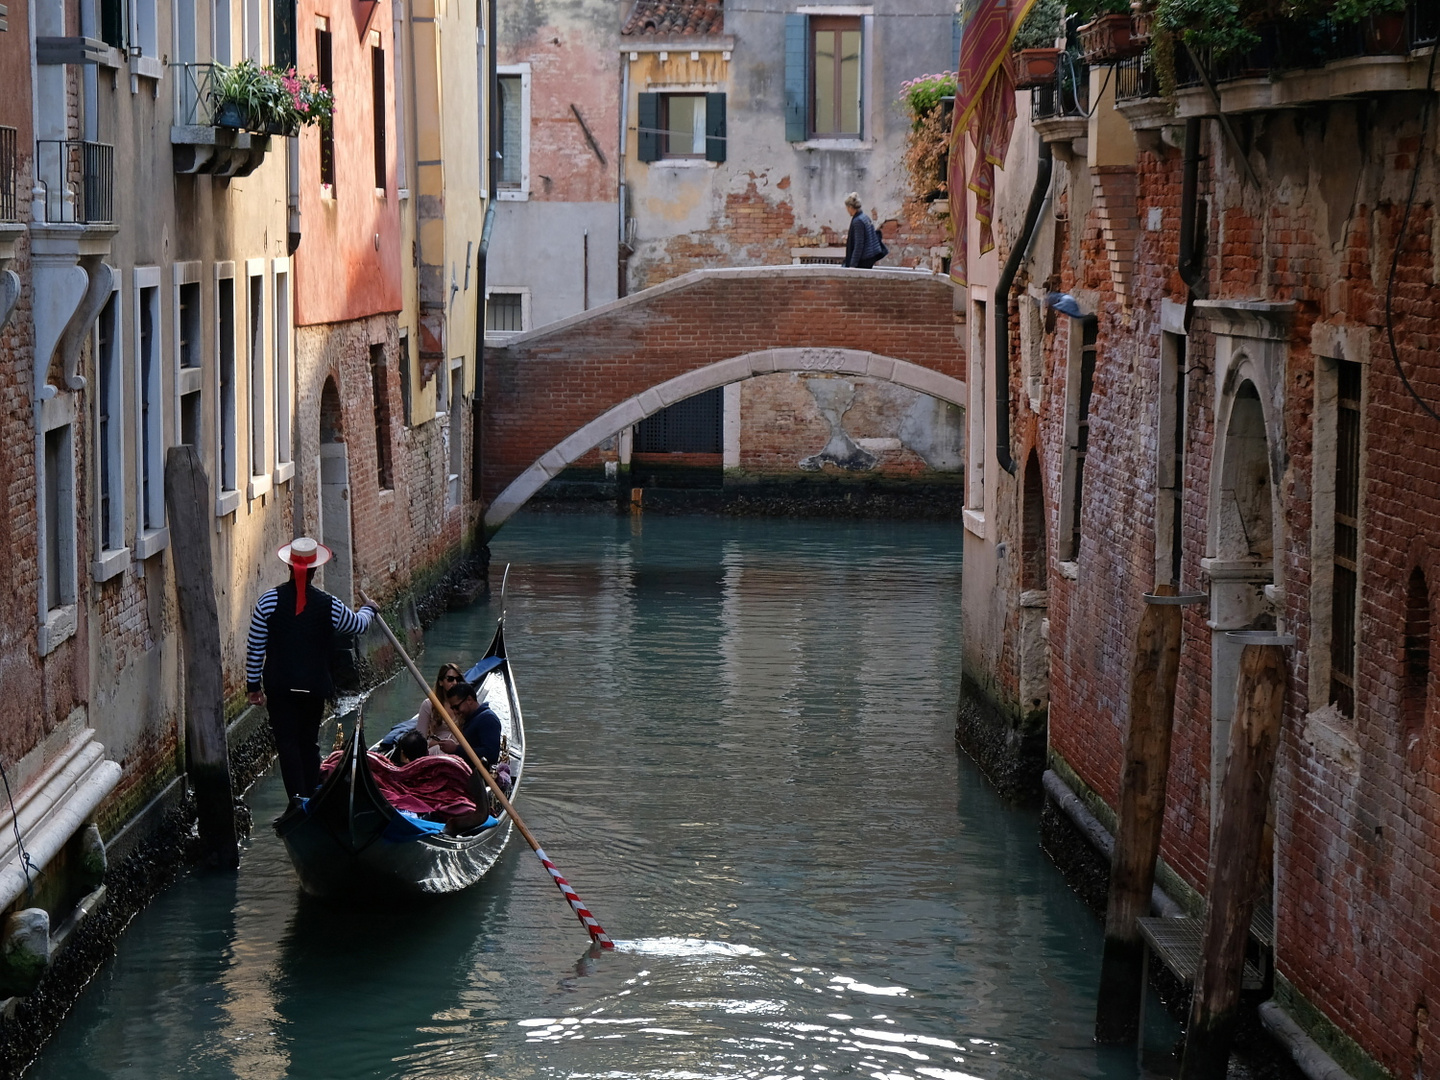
[842,192,888,268]
[245,536,378,797]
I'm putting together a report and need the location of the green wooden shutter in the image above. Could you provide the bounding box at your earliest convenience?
[637,92,660,162]
[784,14,808,142]
[705,92,727,162]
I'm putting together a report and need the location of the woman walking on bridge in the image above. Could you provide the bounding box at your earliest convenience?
[842,192,888,269]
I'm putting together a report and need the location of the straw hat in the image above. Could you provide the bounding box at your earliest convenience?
[277,536,333,568]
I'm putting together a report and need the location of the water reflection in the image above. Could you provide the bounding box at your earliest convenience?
[34,512,1158,1080]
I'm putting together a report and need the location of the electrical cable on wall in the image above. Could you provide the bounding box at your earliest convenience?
[0,759,37,893]
[1385,42,1440,425]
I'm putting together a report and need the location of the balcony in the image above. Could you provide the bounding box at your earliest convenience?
[1031,54,1091,151]
[170,63,272,178]
[1172,0,1440,116]
[34,140,113,225]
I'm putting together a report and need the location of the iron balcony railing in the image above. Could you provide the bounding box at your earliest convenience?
[0,127,16,222]
[34,139,114,224]
[1032,53,1090,120]
[174,62,217,126]
[1114,53,1161,101]
[1176,0,1440,87]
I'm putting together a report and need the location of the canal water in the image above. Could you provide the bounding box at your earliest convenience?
[34,511,1162,1080]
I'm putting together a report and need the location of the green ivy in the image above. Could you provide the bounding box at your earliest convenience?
[1012,0,1068,51]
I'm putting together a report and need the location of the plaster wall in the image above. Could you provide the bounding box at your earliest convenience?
[488,201,618,328]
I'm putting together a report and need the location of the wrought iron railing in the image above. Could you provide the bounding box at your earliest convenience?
[173,62,217,126]
[1114,52,1161,101]
[1176,0,1439,87]
[34,140,114,224]
[1032,53,1090,119]
[0,127,16,222]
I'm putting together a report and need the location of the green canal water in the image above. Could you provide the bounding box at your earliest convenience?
[33,511,1164,1079]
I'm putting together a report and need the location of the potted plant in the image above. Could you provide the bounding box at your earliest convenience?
[1332,0,1408,53]
[1074,0,1144,61]
[897,72,956,222]
[1013,0,1067,86]
[211,59,273,130]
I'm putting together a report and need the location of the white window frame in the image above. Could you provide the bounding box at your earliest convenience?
[129,0,163,78]
[273,258,294,483]
[134,266,167,551]
[246,257,271,500]
[93,274,128,581]
[794,7,874,149]
[173,260,204,455]
[37,392,78,656]
[215,262,240,517]
[964,290,987,535]
[243,0,266,63]
[446,357,464,508]
[496,64,531,200]
[484,286,531,338]
[213,0,233,65]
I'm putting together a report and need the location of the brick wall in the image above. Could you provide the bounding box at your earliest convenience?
[1023,96,1440,1074]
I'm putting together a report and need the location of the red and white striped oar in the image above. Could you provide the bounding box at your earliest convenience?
[363,594,615,950]
[534,846,613,948]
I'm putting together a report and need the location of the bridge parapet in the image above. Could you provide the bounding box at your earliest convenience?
[482,265,962,529]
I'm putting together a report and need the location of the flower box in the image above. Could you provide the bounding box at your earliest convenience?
[1078,13,1144,63]
[214,100,249,130]
[1015,47,1063,87]
[1130,8,1155,45]
[1362,10,1407,54]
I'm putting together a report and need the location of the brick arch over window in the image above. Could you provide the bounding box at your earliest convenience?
[483,348,967,529]
[1021,449,1046,592]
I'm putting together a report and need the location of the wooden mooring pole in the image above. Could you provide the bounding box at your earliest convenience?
[1178,641,1287,1080]
[164,445,239,869]
[1094,585,1184,1043]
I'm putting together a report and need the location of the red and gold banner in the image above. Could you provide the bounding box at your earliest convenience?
[948,0,1036,286]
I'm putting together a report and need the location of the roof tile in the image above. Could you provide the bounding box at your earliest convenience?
[622,0,724,37]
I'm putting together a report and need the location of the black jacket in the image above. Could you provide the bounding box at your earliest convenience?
[843,211,887,267]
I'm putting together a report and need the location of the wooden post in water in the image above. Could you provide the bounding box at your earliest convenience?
[1095,585,1184,1043]
[164,445,239,868]
[1178,641,1287,1080]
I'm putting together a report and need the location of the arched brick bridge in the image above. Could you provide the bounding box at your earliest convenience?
[480,266,963,529]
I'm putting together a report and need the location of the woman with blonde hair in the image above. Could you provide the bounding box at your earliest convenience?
[417,662,465,753]
[842,192,888,269]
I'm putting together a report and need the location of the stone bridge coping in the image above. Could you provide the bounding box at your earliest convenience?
[487,265,951,351]
[483,344,967,530]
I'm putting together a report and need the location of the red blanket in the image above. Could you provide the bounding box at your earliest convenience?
[320,750,477,816]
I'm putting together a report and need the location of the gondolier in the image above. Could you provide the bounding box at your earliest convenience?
[246,536,378,799]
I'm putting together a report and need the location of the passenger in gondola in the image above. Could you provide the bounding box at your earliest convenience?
[443,681,502,768]
[393,729,430,765]
[417,663,465,752]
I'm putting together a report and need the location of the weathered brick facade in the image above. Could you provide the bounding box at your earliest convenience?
[967,60,1440,1077]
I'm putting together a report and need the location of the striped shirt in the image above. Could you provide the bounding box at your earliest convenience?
[245,589,375,690]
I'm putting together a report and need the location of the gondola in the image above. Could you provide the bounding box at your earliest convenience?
[273,618,526,898]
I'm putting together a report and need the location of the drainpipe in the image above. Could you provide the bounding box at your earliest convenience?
[471,0,499,503]
[617,55,631,298]
[993,137,1053,477]
[1178,117,1203,300]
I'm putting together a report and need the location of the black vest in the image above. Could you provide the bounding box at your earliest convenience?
[262,581,336,698]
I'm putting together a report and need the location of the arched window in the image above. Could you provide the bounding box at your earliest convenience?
[1022,450,1047,591]
[1403,566,1430,755]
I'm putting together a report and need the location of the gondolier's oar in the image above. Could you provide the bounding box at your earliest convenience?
[360,592,614,950]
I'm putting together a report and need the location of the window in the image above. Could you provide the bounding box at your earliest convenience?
[216,269,239,513]
[176,269,203,449]
[214,0,232,64]
[635,388,722,453]
[316,22,335,189]
[1156,330,1187,586]
[485,290,526,333]
[43,425,76,614]
[135,271,165,535]
[132,0,159,59]
[101,0,126,48]
[273,0,296,67]
[447,363,464,507]
[1330,359,1362,716]
[398,330,413,426]
[95,286,125,567]
[1058,317,1098,561]
[273,261,293,477]
[967,298,987,512]
[247,263,268,490]
[244,0,262,62]
[637,92,727,163]
[372,42,387,191]
[1404,567,1430,754]
[784,13,864,141]
[370,343,393,489]
[1022,451,1046,591]
[496,68,529,196]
